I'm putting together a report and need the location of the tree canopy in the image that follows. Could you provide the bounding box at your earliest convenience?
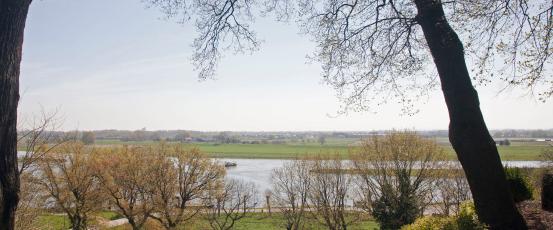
[148,0,553,112]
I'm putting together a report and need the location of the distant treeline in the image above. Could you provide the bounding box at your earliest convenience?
[16,129,553,143]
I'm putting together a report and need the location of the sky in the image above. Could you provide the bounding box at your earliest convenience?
[19,0,553,131]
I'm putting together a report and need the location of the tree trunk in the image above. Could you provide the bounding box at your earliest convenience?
[0,1,31,229]
[413,0,526,229]
[542,173,553,211]
[266,195,271,215]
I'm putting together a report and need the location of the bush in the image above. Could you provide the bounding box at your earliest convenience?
[402,202,485,230]
[456,202,486,230]
[504,167,534,202]
[401,216,457,230]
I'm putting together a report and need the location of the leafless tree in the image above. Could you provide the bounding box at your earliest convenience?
[146,0,553,107]
[447,1,553,100]
[308,154,357,230]
[432,163,472,216]
[150,145,226,230]
[93,146,156,230]
[35,142,102,230]
[204,178,258,230]
[14,172,44,230]
[271,159,312,230]
[15,109,65,229]
[17,109,65,175]
[264,189,272,215]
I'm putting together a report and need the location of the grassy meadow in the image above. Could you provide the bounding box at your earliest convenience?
[93,137,552,161]
[37,212,379,230]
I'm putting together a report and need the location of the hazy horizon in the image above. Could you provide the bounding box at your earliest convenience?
[19,0,553,132]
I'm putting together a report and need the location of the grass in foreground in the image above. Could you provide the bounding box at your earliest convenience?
[105,213,379,230]
[37,212,378,230]
[37,211,122,230]
[36,214,69,230]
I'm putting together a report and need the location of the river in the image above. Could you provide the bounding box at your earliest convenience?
[219,158,546,193]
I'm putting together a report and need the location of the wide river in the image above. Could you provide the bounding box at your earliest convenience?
[219,158,545,193]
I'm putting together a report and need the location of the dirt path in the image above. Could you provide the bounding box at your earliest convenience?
[518,201,553,230]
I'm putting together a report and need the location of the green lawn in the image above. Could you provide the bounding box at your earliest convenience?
[90,138,553,161]
[36,211,123,230]
[224,214,379,230]
[36,212,378,230]
[36,214,69,230]
[103,213,379,230]
[95,210,123,220]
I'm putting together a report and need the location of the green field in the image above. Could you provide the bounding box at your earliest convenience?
[94,138,551,161]
[36,214,68,230]
[37,212,379,230]
[36,211,123,230]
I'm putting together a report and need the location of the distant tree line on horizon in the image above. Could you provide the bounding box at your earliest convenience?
[16,129,553,145]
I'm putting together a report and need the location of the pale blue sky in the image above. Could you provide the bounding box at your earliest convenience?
[19,0,553,131]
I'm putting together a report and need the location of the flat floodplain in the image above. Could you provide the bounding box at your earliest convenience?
[93,137,552,161]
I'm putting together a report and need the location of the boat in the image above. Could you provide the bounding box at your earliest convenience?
[224,161,237,167]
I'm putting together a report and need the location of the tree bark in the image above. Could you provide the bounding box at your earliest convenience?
[0,0,32,229]
[542,174,553,211]
[413,0,526,229]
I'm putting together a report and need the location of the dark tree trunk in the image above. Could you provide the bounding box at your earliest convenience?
[266,195,271,215]
[0,0,31,229]
[542,174,553,211]
[413,0,526,229]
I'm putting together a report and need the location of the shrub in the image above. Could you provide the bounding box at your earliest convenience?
[504,167,534,202]
[456,202,486,230]
[401,202,485,230]
[401,216,456,230]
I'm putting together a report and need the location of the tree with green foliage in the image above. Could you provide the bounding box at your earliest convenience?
[504,167,534,203]
[372,183,420,230]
